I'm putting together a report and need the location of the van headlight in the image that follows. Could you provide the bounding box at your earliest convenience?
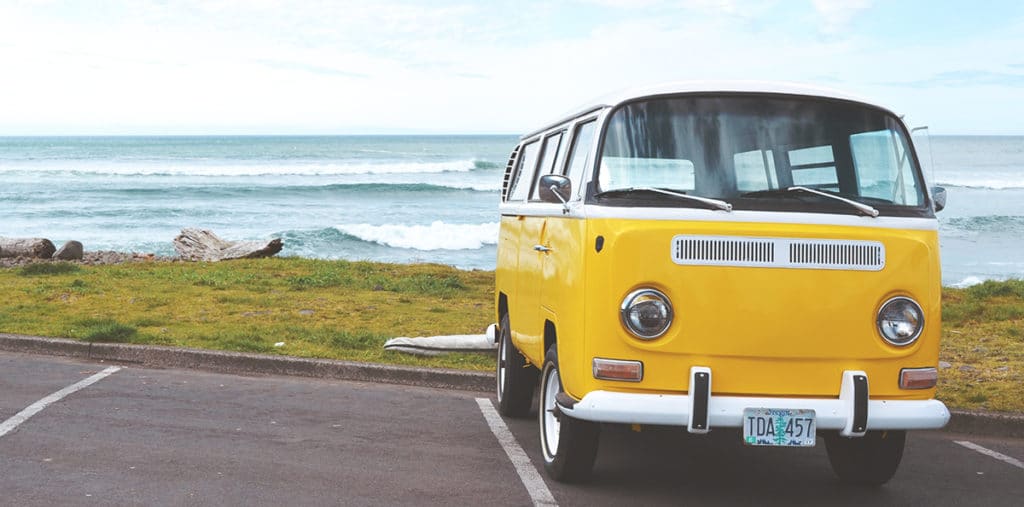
[877,296,924,346]
[621,289,673,339]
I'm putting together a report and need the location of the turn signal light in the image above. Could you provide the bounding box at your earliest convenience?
[593,358,643,382]
[899,367,938,389]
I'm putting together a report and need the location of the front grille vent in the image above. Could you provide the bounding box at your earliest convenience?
[672,235,885,271]
[674,237,776,266]
[788,241,884,270]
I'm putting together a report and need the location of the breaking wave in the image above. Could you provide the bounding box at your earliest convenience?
[334,221,499,251]
[0,159,499,177]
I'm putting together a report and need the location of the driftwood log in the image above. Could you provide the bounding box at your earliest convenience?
[173,228,283,261]
[0,237,57,259]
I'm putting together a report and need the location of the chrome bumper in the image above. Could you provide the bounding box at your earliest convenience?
[558,368,950,437]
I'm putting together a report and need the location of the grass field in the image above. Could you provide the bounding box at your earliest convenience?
[1,259,1020,412]
[0,259,494,371]
[938,279,1024,413]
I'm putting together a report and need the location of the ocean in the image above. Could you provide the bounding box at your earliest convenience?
[0,135,1021,287]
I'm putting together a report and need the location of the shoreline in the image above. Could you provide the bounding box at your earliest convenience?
[0,250,179,268]
[0,252,1016,287]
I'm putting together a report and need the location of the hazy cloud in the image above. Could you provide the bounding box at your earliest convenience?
[883,70,1024,88]
[811,0,872,34]
[257,60,369,79]
[0,0,1022,134]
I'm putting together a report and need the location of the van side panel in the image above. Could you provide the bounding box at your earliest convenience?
[566,218,941,401]
[541,216,588,387]
[513,216,546,362]
[496,215,521,334]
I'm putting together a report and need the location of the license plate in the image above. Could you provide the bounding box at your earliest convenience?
[742,408,816,447]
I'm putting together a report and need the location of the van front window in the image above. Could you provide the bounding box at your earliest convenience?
[596,95,928,215]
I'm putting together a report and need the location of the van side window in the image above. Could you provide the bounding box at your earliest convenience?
[788,145,839,192]
[599,155,695,192]
[508,140,540,201]
[850,131,924,206]
[500,144,521,201]
[734,149,778,192]
[530,132,565,200]
[565,120,597,198]
[600,109,695,192]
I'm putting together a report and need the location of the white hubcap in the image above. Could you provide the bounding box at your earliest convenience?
[542,366,561,459]
[497,335,507,400]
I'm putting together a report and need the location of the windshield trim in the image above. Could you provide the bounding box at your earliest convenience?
[585,92,935,217]
[581,204,939,228]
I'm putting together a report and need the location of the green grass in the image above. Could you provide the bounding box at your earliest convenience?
[0,258,495,371]
[18,262,81,276]
[939,281,1024,413]
[74,318,138,343]
[1,258,1020,412]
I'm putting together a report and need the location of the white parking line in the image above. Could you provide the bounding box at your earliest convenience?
[0,366,122,439]
[954,440,1024,471]
[476,398,558,507]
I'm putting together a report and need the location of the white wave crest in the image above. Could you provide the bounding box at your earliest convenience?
[336,221,499,251]
[441,182,502,191]
[935,176,1024,190]
[0,159,481,177]
[949,275,990,288]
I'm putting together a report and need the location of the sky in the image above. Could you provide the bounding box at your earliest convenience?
[0,0,1022,135]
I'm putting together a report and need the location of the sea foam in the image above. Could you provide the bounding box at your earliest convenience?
[0,159,487,177]
[335,221,499,251]
[949,276,990,288]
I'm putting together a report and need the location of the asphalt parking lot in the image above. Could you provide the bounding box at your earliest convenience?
[1,351,1022,506]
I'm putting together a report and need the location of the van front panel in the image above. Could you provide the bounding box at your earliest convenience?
[568,217,941,401]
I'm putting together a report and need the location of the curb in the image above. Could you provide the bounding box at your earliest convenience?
[2,333,1021,439]
[945,410,1024,440]
[0,333,492,393]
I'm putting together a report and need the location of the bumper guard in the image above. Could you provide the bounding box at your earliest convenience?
[558,368,950,436]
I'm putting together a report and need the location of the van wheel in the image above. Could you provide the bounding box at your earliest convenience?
[496,314,537,417]
[539,346,599,482]
[824,430,906,485]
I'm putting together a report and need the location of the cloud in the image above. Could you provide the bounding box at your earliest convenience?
[882,70,1024,88]
[0,0,1021,134]
[257,60,368,79]
[811,0,872,34]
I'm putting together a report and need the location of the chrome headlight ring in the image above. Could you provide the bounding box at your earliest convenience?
[620,288,673,339]
[877,296,925,346]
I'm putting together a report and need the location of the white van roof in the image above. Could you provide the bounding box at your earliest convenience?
[523,81,895,140]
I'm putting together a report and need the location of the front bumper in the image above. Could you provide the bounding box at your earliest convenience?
[558,368,950,437]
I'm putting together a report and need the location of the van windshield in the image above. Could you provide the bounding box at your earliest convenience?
[596,95,929,216]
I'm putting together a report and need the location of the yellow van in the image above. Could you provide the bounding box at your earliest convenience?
[492,82,950,485]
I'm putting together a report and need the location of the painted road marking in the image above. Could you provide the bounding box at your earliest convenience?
[476,398,558,507]
[954,440,1024,471]
[0,366,122,439]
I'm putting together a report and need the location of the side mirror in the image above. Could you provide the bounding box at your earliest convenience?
[931,186,947,212]
[538,174,572,205]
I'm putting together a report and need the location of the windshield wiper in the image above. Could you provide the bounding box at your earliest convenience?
[741,186,879,217]
[787,186,879,217]
[595,187,733,211]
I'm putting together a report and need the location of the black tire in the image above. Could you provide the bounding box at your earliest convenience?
[824,430,906,485]
[539,346,600,483]
[495,313,538,417]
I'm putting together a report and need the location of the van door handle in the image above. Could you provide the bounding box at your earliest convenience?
[533,244,552,253]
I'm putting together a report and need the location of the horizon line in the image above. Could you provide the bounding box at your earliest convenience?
[0,132,1019,138]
